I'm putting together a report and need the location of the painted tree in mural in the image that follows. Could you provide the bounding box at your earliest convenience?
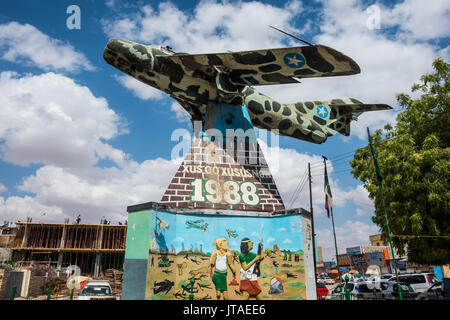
[350,58,450,265]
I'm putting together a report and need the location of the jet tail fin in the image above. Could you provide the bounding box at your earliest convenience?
[326,102,392,136]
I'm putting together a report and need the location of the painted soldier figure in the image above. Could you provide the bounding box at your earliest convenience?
[238,237,263,300]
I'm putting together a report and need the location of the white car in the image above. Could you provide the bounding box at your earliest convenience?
[77,280,117,300]
[387,273,439,294]
[326,281,383,300]
[326,282,358,300]
[324,278,335,285]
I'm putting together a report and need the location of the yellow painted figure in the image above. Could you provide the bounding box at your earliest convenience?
[210,237,236,300]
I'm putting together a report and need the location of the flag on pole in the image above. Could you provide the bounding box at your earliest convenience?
[367,128,383,187]
[323,156,332,218]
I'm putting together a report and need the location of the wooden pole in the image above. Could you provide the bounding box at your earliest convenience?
[308,162,318,297]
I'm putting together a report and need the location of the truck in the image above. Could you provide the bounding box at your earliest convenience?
[76,280,117,300]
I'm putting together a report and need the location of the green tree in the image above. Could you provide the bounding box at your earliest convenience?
[350,58,450,265]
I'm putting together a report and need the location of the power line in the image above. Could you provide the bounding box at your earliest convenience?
[288,173,309,209]
[391,234,450,239]
[312,168,351,177]
[310,157,354,173]
[309,150,356,167]
[309,136,394,168]
[286,170,308,209]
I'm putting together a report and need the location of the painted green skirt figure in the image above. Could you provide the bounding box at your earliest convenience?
[210,237,236,300]
[239,237,264,300]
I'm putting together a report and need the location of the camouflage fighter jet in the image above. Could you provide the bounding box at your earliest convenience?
[103,28,391,144]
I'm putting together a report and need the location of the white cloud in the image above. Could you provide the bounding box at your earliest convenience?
[0,70,180,224]
[0,125,369,227]
[103,1,307,101]
[0,195,66,224]
[0,156,182,224]
[0,183,7,193]
[102,0,305,53]
[102,0,448,142]
[258,0,447,140]
[317,220,379,261]
[0,71,124,168]
[0,22,94,72]
[113,74,164,100]
[260,138,369,215]
[382,0,450,40]
[170,102,191,123]
[105,0,115,9]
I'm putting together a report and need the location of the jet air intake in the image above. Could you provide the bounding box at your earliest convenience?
[103,38,156,74]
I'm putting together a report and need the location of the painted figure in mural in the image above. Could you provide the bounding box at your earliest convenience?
[209,237,236,300]
[239,237,264,300]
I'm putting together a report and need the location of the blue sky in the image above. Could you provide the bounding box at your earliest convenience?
[0,0,448,261]
[152,212,304,254]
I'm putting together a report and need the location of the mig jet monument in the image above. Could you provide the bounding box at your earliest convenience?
[104,27,391,300]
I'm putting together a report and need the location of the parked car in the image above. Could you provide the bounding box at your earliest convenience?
[416,281,445,300]
[387,273,439,293]
[365,274,392,283]
[317,282,329,300]
[380,274,395,281]
[380,281,416,300]
[353,282,383,300]
[324,277,335,285]
[326,282,356,300]
[76,280,117,300]
[326,281,383,300]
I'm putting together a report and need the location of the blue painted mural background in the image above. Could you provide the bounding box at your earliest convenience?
[150,210,304,255]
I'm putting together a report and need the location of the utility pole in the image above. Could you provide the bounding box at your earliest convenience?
[308,163,318,297]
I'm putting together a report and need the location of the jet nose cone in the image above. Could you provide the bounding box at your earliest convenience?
[103,38,154,72]
[103,38,134,67]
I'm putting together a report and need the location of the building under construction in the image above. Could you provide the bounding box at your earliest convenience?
[11,222,127,277]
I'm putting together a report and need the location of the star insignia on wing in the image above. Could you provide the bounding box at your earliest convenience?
[317,105,328,118]
[287,55,302,67]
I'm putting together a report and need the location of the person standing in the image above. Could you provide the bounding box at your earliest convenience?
[238,237,263,300]
[210,237,236,300]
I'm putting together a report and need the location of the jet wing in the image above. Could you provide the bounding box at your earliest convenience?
[156,44,360,88]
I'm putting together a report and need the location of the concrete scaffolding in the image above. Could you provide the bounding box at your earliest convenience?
[11,222,127,277]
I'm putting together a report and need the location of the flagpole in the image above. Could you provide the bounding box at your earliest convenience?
[330,207,341,283]
[323,156,341,283]
[367,127,402,300]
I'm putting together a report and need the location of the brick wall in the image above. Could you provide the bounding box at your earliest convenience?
[160,138,285,212]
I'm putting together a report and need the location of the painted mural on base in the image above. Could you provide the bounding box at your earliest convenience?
[145,211,307,300]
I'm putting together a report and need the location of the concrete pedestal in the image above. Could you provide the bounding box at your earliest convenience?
[122,103,317,300]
